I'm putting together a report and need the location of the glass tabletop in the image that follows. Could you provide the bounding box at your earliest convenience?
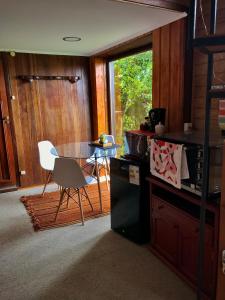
[54,142,120,159]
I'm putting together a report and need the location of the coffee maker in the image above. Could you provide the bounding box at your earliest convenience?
[140,108,166,132]
[140,108,166,131]
[148,108,166,132]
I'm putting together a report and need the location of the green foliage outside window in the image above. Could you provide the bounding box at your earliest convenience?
[114,50,152,132]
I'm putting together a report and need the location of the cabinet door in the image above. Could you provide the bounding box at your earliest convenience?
[151,193,216,296]
[179,216,199,282]
[179,216,215,295]
[0,57,16,187]
[152,211,179,266]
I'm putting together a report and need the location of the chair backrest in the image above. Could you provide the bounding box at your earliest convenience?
[53,157,87,189]
[38,140,58,171]
[105,135,116,157]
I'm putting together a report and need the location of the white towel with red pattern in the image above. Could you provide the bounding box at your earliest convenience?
[150,139,189,189]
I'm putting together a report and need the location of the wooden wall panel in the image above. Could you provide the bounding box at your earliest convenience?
[90,57,109,140]
[169,19,185,132]
[160,25,170,129]
[152,18,186,132]
[5,53,91,187]
[152,28,161,108]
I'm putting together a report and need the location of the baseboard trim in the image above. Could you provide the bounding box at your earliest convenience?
[0,185,18,193]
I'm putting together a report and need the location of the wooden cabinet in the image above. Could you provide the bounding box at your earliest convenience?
[149,177,219,298]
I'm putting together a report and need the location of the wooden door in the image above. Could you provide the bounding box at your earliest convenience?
[0,57,16,188]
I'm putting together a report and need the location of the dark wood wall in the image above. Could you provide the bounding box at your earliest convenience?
[4,53,91,187]
[152,18,186,132]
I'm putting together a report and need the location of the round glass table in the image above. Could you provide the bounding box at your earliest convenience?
[54,141,119,159]
[53,142,120,212]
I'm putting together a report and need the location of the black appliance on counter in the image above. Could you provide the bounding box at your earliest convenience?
[141,108,166,131]
[153,132,222,200]
[148,108,166,131]
[124,130,153,162]
[110,157,150,244]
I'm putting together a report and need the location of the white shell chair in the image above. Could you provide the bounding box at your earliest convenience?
[86,135,116,190]
[38,140,59,196]
[53,157,94,225]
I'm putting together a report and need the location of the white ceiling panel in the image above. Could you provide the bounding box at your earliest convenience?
[0,0,186,56]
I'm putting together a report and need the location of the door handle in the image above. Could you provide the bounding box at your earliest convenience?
[1,116,10,124]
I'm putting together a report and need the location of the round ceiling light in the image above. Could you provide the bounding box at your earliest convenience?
[63,36,81,42]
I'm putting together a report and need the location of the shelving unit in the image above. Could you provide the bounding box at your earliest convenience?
[190,1,225,299]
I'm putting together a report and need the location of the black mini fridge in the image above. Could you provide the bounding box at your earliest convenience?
[110,157,150,244]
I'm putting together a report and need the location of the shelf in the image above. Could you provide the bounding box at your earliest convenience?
[147,176,219,213]
[193,35,225,54]
[209,88,225,98]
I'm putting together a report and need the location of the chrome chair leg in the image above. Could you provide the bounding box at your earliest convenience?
[95,157,103,213]
[104,164,109,191]
[105,157,110,173]
[91,164,96,176]
[55,188,66,221]
[77,189,84,225]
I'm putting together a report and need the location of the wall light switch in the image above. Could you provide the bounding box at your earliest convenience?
[20,170,26,175]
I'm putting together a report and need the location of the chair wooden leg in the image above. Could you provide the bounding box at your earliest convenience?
[42,171,52,196]
[66,188,70,208]
[83,186,93,211]
[55,188,65,222]
[77,189,84,225]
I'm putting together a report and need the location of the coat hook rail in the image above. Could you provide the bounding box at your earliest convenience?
[17,75,80,83]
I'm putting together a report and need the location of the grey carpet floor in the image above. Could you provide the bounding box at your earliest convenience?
[0,185,196,300]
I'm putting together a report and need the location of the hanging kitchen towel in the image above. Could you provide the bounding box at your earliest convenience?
[150,139,189,189]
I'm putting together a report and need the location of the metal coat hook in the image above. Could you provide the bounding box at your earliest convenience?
[17,75,80,83]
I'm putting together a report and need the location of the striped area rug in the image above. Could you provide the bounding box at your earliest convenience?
[21,183,110,231]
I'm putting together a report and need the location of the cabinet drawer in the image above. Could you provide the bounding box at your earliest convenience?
[152,195,183,222]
